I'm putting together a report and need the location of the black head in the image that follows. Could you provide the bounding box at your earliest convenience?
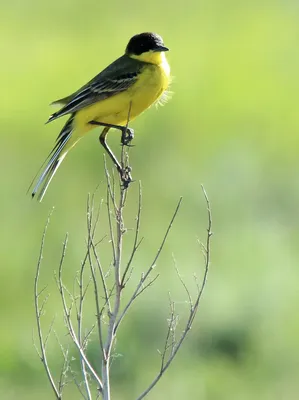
[125,32,169,56]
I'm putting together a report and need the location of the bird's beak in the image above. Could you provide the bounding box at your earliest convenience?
[153,45,169,52]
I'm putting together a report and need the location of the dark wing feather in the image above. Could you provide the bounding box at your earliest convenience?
[48,55,144,123]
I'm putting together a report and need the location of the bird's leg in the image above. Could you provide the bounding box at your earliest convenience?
[89,121,134,147]
[99,127,122,173]
[122,101,134,147]
[99,127,133,188]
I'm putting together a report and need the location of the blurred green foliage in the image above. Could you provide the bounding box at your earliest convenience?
[1,0,299,398]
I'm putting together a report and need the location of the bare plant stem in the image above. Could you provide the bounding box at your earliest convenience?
[34,210,61,399]
[34,123,211,400]
[121,182,143,287]
[101,170,126,399]
[136,185,212,400]
[57,234,104,392]
[78,251,92,400]
[115,197,183,334]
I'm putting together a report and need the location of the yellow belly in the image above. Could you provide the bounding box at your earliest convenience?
[74,62,170,135]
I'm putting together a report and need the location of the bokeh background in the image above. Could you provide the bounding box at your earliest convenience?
[1,0,299,398]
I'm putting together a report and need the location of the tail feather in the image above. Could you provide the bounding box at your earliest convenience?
[30,115,74,201]
[33,156,66,202]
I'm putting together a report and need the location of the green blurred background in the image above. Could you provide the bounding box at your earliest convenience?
[1,0,299,398]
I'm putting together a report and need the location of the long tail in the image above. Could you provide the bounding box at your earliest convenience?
[31,115,75,201]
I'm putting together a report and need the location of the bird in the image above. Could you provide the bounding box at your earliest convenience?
[30,32,171,201]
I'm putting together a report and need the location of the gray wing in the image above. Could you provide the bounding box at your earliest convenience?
[48,55,144,123]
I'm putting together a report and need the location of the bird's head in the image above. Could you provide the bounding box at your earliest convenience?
[125,32,169,64]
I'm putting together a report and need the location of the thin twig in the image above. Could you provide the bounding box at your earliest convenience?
[101,187,126,400]
[104,156,118,213]
[136,186,212,400]
[83,322,96,349]
[53,331,71,397]
[91,188,103,239]
[87,195,105,353]
[91,240,111,314]
[105,169,116,265]
[57,234,103,392]
[121,182,143,287]
[173,255,193,309]
[54,330,87,400]
[133,274,160,299]
[159,293,176,370]
[44,316,56,350]
[77,236,92,400]
[34,210,61,399]
[115,197,183,334]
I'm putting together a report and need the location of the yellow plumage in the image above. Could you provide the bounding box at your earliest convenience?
[72,52,170,141]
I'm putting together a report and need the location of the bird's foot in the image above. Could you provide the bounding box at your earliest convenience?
[121,166,133,189]
[121,127,134,147]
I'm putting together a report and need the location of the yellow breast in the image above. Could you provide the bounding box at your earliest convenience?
[75,53,170,134]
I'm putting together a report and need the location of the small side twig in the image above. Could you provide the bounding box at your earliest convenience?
[115,197,183,334]
[77,244,92,400]
[121,181,143,287]
[136,185,212,400]
[56,234,103,392]
[34,210,61,399]
[87,195,105,354]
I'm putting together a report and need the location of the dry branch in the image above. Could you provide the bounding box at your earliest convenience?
[34,139,212,400]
